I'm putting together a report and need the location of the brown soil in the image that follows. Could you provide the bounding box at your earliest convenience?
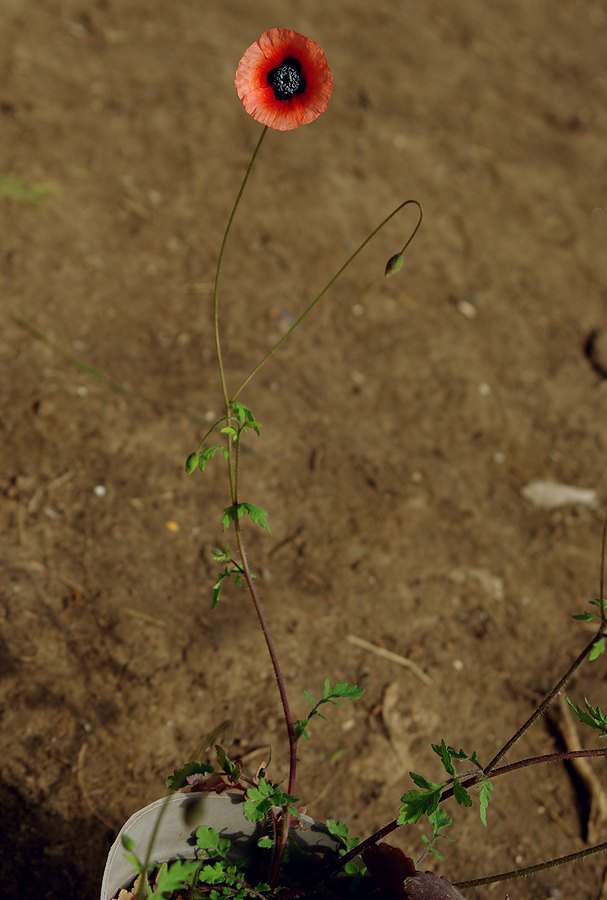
[2,1,607,898]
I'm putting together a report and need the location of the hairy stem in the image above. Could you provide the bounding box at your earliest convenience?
[454,840,607,890]
[233,520,297,886]
[230,199,423,402]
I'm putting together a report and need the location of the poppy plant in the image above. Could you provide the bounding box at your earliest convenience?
[235,28,333,131]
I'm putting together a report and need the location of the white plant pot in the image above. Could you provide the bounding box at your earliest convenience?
[101,791,340,900]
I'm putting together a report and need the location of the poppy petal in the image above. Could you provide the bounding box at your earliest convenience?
[235,28,333,131]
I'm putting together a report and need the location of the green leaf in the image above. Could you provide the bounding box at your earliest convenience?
[447,746,471,762]
[200,862,226,885]
[196,825,220,851]
[257,836,273,849]
[453,778,472,808]
[166,761,213,790]
[215,744,241,782]
[432,740,456,776]
[397,788,441,825]
[297,681,364,742]
[121,833,135,852]
[324,681,365,702]
[566,696,607,737]
[294,718,309,740]
[326,819,349,841]
[211,547,231,562]
[478,778,493,827]
[211,566,233,608]
[427,807,453,838]
[231,402,261,435]
[243,778,299,823]
[409,771,442,792]
[211,579,224,609]
[589,637,605,661]
[220,426,237,440]
[572,612,597,622]
[222,502,271,533]
[152,860,198,896]
[421,834,446,860]
[241,502,271,533]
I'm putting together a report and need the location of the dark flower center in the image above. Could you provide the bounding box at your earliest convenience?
[267,57,307,101]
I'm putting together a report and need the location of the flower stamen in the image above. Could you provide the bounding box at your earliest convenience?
[267,57,307,101]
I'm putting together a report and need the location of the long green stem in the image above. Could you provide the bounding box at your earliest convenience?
[213,126,268,500]
[213,126,268,412]
[230,199,423,402]
[209,123,297,886]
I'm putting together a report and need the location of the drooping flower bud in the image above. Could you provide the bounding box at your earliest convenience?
[385,252,404,277]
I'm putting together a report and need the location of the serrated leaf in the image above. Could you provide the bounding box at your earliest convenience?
[243,798,271,822]
[428,807,453,836]
[566,696,607,737]
[200,862,226,885]
[153,860,198,895]
[420,835,446,860]
[447,746,470,761]
[397,788,441,825]
[478,778,493,827]
[326,682,365,702]
[432,739,455,776]
[409,771,441,792]
[326,819,349,841]
[196,825,220,851]
[242,502,271,533]
[589,637,605,661]
[453,778,472,808]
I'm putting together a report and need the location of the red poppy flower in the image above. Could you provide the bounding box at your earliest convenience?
[235,28,333,131]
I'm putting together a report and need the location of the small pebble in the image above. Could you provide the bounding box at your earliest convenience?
[93,485,107,497]
[522,480,598,509]
[352,304,364,317]
[165,520,180,533]
[456,299,477,319]
[453,659,464,671]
